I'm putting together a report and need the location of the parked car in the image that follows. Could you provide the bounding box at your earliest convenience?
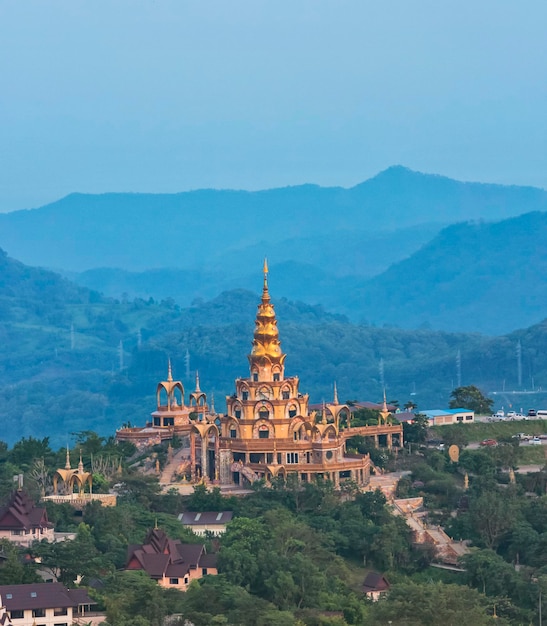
[512,433,530,441]
[528,409,537,417]
[480,438,498,447]
[507,411,517,419]
[530,437,542,445]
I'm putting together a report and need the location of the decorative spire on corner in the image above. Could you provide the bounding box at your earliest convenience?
[65,444,71,470]
[333,381,339,405]
[195,370,201,393]
[78,449,84,472]
[322,400,327,424]
[167,358,173,383]
[382,388,388,413]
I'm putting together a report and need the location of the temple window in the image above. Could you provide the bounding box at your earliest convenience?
[286,452,299,464]
[282,390,290,400]
[230,429,237,438]
[253,373,258,382]
[273,373,280,381]
[258,429,269,439]
[277,453,282,464]
[259,408,270,420]
[267,453,273,463]
[170,578,179,585]
[235,409,241,419]
[163,417,174,426]
[326,451,333,460]
[242,391,249,401]
[289,407,297,418]
[153,417,161,426]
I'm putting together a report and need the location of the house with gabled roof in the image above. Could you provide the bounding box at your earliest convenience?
[125,527,217,590]
[177,511,233,536]
[0,582,97,625]
[0,491,54,547]
[362,571,390,601]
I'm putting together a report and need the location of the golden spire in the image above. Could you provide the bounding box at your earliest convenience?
[65,445,71,470]
[248,261,286,378]
[333,382,339,405]
[263,257,269,300]
[195,370,201,392]
[382,389,388,413]
[167,359,173,382]
[78,449,84,473]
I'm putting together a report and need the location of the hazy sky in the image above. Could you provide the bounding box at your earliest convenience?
[1,1,546,211]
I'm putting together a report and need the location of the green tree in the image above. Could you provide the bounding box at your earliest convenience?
[403,413,429,444]
[365,580,508,625]
[101,570,167,626]
[449,385,493,414]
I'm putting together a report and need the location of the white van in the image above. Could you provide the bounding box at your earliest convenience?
[536,410,547,418]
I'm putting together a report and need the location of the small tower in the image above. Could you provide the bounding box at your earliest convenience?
[248,259,287,383]
[189,371,208,413]
[151,361,187,427]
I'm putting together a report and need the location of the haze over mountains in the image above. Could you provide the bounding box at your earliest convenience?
[1,166,547,334]
[3,245,547,445]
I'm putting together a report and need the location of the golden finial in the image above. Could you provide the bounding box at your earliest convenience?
[167,358,173,382]
[78,449,84,472]
[382,388,388,413]
[195,370,201,392]
[65,444,71,470]
[262,258,270,301]
[333,382,339,405]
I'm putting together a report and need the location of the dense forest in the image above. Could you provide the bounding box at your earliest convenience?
[2,247,547,445]
[2,429,547,624]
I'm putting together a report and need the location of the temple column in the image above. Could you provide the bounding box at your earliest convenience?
[387,433,393,450]
[201,435,208,481]
[214,435,220,482]
[374,435,379,448]
[190,431,196,480]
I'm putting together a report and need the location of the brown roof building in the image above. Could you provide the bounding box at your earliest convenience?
[0,582,95,625]
[362,571,390,601]
[126,528,217,591]
[0,491,54,547]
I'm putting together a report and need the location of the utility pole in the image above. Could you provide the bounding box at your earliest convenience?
[517,340,522,388]
[185,349,190,381]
